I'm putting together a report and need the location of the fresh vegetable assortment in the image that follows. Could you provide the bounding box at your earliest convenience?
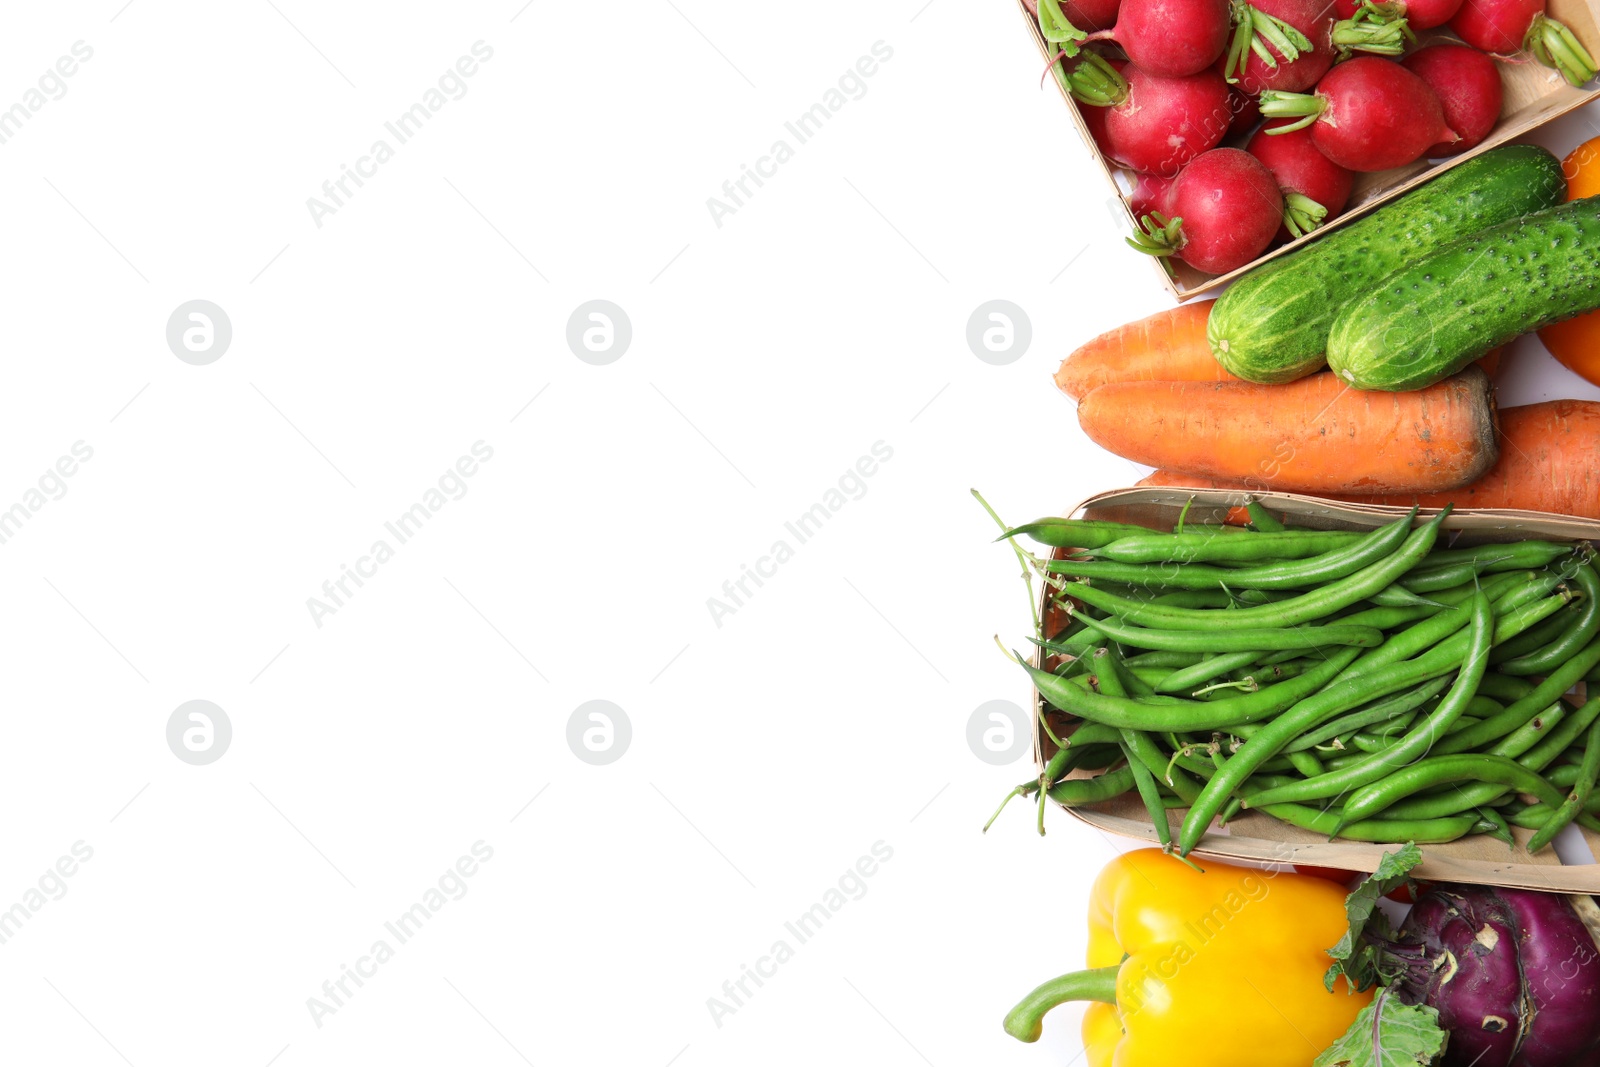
[998,9,1600,1066]
[988,505,1600,854]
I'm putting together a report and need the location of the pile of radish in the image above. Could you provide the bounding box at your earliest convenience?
[1029,0,1598,275]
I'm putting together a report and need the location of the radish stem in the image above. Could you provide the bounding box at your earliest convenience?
[1527,13,1598,86]
[1258,89,1325,132]
[1332,1,1412,57]
[1283,191,1328,238]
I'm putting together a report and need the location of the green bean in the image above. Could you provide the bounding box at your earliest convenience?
[1476,673,1537,703]
[1487,703,1565,759]
[1501,560,1600,676]
[1546,762,1587,789]
[1063,722,1125,748]
[1339,754,1566,826]
[1124,650,1207,670]
[1368,584,1443,608]
[1466,695,1505,717]
[1528,717,1600,852]
[1400,556,1513,593]
[1476,806,1514,847]
[1488,610,1573,665]
[1126,732,1202,804]
[1417,540,1575,571]
[1089,651,1170,844]
[1424,569,1535,606]
[1155,651,1261,693]
[1023,645,1363,733]
[1283,677,1451,753]
[1233,588,1495,816]
[1518,696,1600,770]
[1073,613,1385,653]
[1286,750,1324,778]
[1073,513,1448,633]
[1000,518,1155,549]
[1435,633,1600,754]
[1032,631,1100,659]
[1123,743,1171,845]
[1257,801,1477,843]
[1096,528,1369,564]
[1070,745,1128,771]
[1046,766,1135,806]
[1506,802,1600,829]
[1349,712,1423,753]
[1247,500,1286,532]
[1336,604,1438,629]
[1100,644,1156,698]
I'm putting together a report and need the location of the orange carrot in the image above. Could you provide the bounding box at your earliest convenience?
[1080,368,1499,495]
[1140,400,1600,518]
[1056,301,1239,401]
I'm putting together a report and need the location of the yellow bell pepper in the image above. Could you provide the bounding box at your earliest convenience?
[1005,849,1371,1067]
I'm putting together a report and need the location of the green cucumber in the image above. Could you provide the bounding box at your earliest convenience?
[1328,196,1600,391]
[1207,146,1565,384]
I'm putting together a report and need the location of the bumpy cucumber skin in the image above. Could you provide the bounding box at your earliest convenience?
[1207,146,1565,384]
[1328,196,1600,391]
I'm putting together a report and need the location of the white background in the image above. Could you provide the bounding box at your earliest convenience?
[4,3,1600,1066]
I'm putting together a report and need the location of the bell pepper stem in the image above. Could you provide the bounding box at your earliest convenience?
[1004,966,1121,1042]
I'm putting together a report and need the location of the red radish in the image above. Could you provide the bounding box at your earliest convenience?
[1227,84,1261,136]
[1127,172,1175,219]
[1246,119,1353,239]
[1102,63,1232,175]
[1402,44,1504,154]
[1257,56,1457,171]
[1128,147,1283,273]
[1061,0,1123,31]
[1450,0,1596,85]
[1080,0,1233,76]
[1333,0,1463,30]
[1079,98,1113,158]
[1227,0,1335,94]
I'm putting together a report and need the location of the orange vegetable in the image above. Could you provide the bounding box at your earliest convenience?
[1537,136,1600,388]
[1080,367,1499,494]
[1137,400,1600,518]
[1055,300,1239,401]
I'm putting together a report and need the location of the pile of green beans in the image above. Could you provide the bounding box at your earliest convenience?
[998,502,1600,857]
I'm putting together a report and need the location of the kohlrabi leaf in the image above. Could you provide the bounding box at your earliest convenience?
[1325,843,1423,993]
[1314,988,1447,1067]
